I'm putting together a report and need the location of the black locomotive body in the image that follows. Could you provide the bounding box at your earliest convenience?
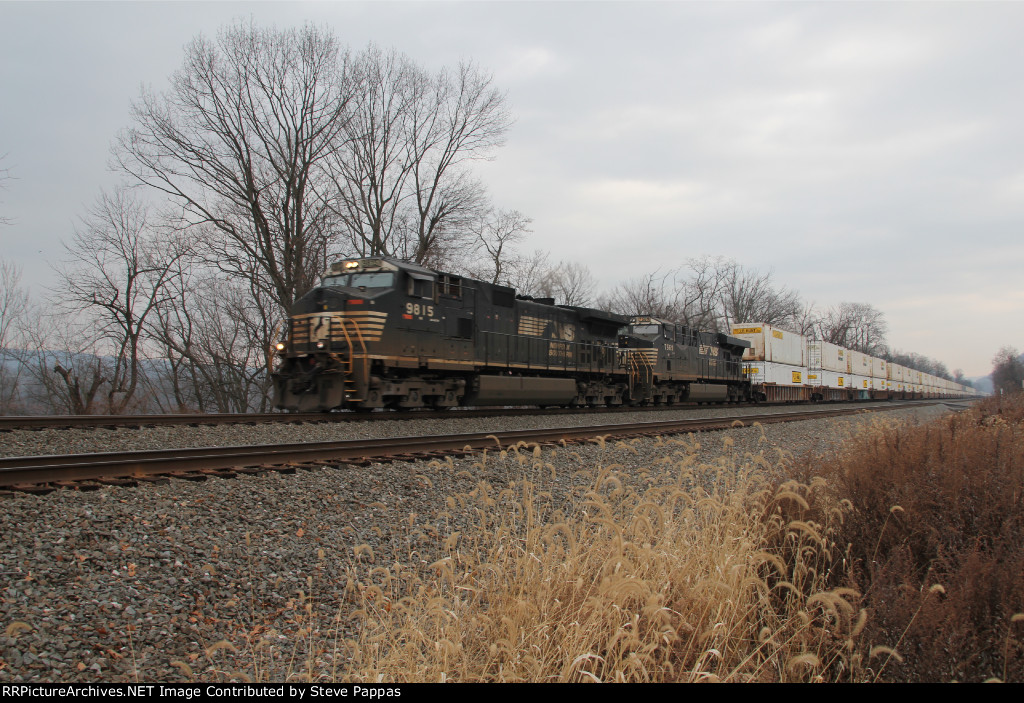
[619,317,750,404]
[273,257,651,412]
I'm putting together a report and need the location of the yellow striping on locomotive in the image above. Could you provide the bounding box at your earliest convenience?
[518,315,547,337]
[621,348,658,364]
[292,311,389,343]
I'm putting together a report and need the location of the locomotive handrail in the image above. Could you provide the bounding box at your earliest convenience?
[336,316,369,393]
[626,350,655,400]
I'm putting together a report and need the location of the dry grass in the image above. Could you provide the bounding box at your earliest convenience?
[325,436,865,683]
[196,398,1024,683]
[789,396,1024,682]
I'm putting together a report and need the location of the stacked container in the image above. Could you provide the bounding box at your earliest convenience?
[847,350,871,396]
[870,357,887,393]
[889,363,905,395]
[807,340,848,391]
[731,324,808,391]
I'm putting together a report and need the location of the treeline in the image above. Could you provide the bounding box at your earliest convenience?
[1,22,522,415]
[0,21,973,414]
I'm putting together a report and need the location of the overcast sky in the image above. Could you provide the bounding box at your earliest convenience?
[1,1,1022,377]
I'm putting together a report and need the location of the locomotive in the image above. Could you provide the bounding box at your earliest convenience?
[271,257,752,411]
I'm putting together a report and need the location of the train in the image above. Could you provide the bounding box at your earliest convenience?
[271,257,979,412]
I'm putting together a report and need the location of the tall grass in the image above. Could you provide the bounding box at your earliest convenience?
[202,399,1023,682]
[789,396,1024,682]
[331,436,865,682]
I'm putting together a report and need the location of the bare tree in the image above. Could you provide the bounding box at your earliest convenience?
[502,249,552,298]
[20,309,109,415]
[116,20,352,313]
[53,188,187,413]
[991,346,1023,394]
[674,256,729,330]
[816,302,888,355]
[604,269,681,321]
[148,268,279,413]
[536,261,596,307]
[786,300,820,337]
[887,349,955,380]
[604,257,806,331]
[0,258,30,411]
[952,368,972,388]
[462,208,532,284]
[330,47,511,265]
[402,61,510,264]
[718,262,802,330]
[329,46,415,259]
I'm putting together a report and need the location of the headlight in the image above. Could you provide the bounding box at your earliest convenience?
[316,341,325,349]
[275,342,286,351]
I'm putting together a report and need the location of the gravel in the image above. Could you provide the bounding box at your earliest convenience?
[0,403,951,682]
[0,401,940,458]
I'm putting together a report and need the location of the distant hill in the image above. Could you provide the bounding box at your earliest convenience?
[970,350,1024,395]
[971,376,994,394]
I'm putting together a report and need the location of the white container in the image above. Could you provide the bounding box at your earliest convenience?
[743,361,807,386]
[732,324,806,366]
[851,375,871,391]
[807,369,847,389]
[847,350,870,376]
[808,340,847,373]
[871,357,887,378]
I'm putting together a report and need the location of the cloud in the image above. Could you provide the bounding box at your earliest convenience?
[497,45,566,83]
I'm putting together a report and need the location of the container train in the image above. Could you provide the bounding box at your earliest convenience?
[271,257,979,412]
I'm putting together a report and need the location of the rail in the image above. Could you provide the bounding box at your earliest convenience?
[0,401,955,489]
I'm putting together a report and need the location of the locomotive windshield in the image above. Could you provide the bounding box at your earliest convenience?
[631,324,661,336]
[321,272,395,289]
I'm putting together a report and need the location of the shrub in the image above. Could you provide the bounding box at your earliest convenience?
[791,398,1024,682]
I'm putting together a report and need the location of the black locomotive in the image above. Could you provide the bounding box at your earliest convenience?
[271,257,751,411]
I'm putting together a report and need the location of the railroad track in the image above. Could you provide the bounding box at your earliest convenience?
[0,404,782,431]
[0,401,940,491]
[0,398,956,432]
[0,409,462,431]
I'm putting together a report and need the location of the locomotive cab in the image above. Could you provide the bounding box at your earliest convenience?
[284,258,401,355]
